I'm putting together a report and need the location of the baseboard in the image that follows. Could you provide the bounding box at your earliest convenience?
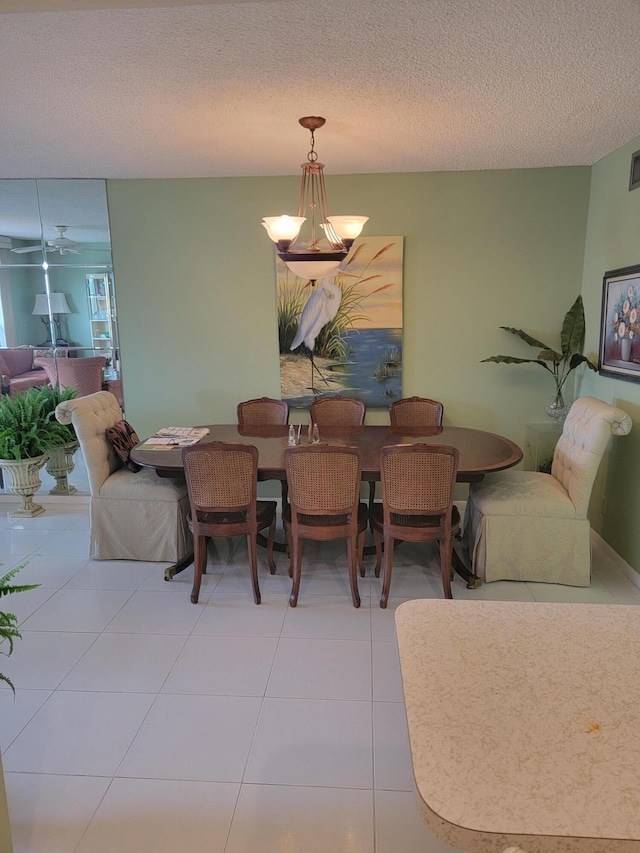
[593,529,640,591]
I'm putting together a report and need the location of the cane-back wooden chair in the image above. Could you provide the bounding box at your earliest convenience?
[371,443,460,606]
[389,396,444,428]
[182,442,276,605]
[309,394,365,428]
[237,397,289,426]
[283,444,367,608]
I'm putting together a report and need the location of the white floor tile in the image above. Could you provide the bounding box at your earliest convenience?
[373,701,415,791]
[375,789,464,853]
[213,562,291,596]
[104,589,209,634]
[0,528,52,556]
[117,694,262,782]
[21,588,132,632]
[0,688,52,751]
[60,633,187,692]
[1,631,98,690]
[3,691,155,775]
[192,592,288,637]
[245,696,373,788]
[226,784,374,853]
[10,586,58,625]
[281,594,372,640]
[162,635,278,696]
[9,555,88,589]
[6,772,111,853]
[266,637,372,700]
[526,575,619,603]
[372,641,404,702]
[8,511,86,532]
[64,559,156,590]
[75,777,239,853]
[32,529,91,557]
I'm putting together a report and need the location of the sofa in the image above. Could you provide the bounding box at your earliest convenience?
[0,347,49,394]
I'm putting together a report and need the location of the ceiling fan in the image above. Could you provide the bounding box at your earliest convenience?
[11,225,82,255]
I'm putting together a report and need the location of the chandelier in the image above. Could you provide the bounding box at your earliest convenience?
[262,116,368,280]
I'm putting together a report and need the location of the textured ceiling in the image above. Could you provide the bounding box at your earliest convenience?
[0,0,639,179]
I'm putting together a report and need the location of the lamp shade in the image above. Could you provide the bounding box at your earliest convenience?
[32,292,71,315]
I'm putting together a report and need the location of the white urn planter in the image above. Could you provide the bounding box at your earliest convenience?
[45,440,79,495]
[0,454,49,517]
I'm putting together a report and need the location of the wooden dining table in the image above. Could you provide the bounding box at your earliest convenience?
[131,423,523,584]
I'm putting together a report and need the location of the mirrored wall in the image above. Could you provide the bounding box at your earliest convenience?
[0,179,121,497]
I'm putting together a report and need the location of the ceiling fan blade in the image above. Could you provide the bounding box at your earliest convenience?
[10,245,43,254]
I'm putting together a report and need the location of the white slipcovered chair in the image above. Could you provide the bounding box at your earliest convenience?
[56,390,192,562]
[463,397,632,586]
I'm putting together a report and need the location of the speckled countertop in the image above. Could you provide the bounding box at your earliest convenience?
[395,600,640,853]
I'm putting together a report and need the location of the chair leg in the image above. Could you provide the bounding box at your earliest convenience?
[247,534,262,605]
[284,524,294,578]
[357,529,366,580]
[266,517,276,574]
[380,535,394,608]
[373,527,382,578]
[191,534,206,604]
[346,534,361,608]
[289,535,303,607]
[440,535,453,599]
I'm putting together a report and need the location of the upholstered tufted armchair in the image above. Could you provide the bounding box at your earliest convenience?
[463,397,632,586]
[56,391,192,562]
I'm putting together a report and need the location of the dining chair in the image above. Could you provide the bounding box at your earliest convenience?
[463,396,632,586]
[389,395,444,428]
[182,441,276,605]
[283,444,368,608]
[237,396,290,505]
[237,396,289,426]
[370,443,460,606]
[309,394,366,427]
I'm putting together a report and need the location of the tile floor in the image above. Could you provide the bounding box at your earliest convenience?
[0,490,639,853]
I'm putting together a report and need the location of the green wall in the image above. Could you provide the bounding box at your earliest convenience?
[578,135,640,566]
[107,167,590,446]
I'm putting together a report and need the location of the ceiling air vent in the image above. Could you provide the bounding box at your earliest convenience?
[629,150,640,191]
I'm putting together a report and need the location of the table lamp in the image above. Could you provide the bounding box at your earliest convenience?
[32,292,72,346]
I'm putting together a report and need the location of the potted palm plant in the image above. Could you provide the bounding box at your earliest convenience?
[0,387,70,516]
[38,385,80,495]
[482,295,597,421]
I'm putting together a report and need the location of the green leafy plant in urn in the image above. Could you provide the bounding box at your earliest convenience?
[38,384,80,495]
[0,387,70,516]
[482,295,597,422]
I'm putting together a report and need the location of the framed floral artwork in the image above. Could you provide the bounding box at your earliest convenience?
[599,264,640,382]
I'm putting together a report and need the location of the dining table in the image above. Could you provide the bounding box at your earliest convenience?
[130,423,523,583]
[395,598,640,853]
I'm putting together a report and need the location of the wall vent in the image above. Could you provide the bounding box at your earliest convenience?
[630,150,640,190]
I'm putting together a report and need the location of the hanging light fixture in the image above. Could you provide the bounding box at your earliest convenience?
[262,116,368,280]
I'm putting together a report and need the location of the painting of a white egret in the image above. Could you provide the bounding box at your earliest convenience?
[277,236,403,408]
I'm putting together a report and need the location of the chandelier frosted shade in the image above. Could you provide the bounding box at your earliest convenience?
[282,258,344,279]
[326,216,369,246]
[262,116,367,280]
[262,216,306,251]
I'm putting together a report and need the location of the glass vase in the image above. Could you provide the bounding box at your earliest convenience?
[546,391,570,423]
